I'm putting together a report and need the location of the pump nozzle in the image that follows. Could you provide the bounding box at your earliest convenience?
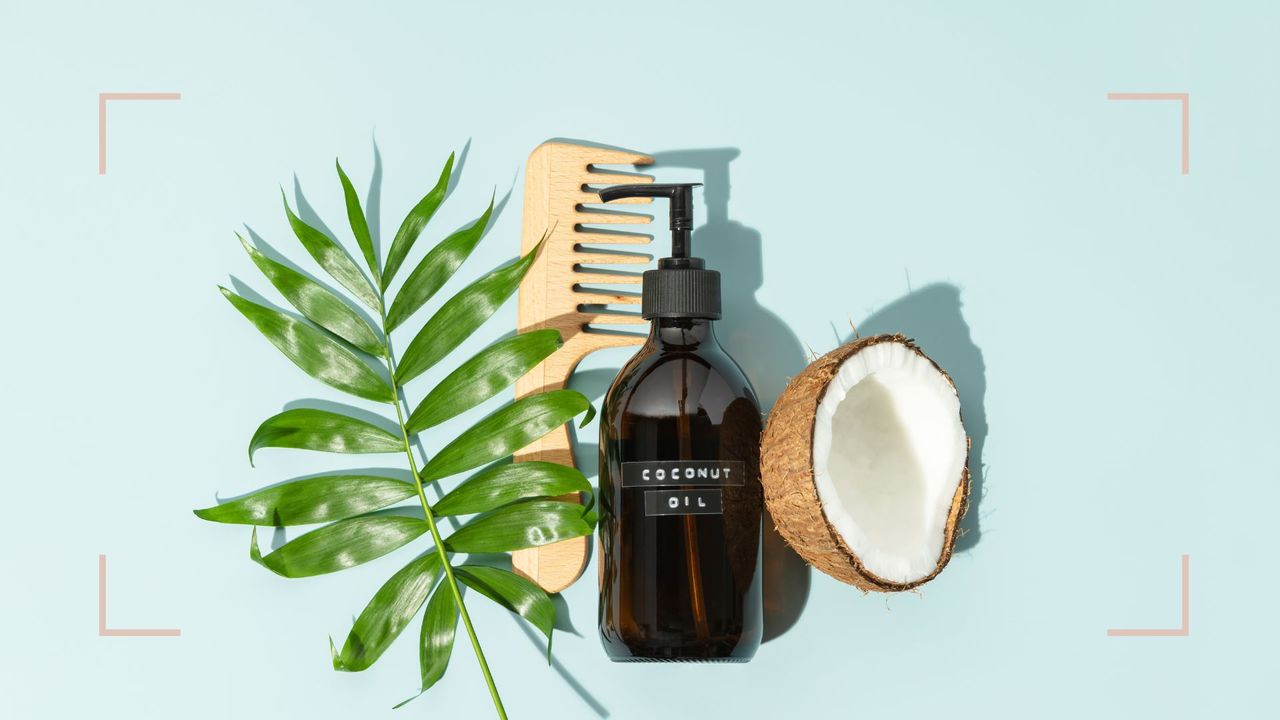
[597,182,720,320]
[599,183,702,258]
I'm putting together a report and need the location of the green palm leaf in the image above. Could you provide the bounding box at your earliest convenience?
[248,515,427,578]
[394,582,459,708]
[238,234,384,354]
[335,159,381,286]
[335,553,443,672]
[282,190,381,311]
[419,390,590,482]
[395,240,542,385]
[220,287,392,403]
[194,475,416,526]
[383,153,453,289]
[201,145,592,715]
[456,565,556,658]
[433,462,590,517]
[385,195,494,332]
[406,329,562,433]
[445,500,593,553]
[248,408,403,464]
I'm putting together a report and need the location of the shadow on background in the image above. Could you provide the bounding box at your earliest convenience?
[649,148,811,643]
[364,137,384,260]
[853,283,988,551]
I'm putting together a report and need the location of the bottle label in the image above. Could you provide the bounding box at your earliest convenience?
[621,460,745,488]
[644,489,723,516]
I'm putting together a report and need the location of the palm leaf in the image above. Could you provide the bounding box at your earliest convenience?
[335,159,381,286]
[395,239,542,385]
[220,287,392,403]
[405,329,562,433]
[248,408,403,464]
[433,461,590,517]
[420,390,590,482]
[238,234,384,354]
[201,145,598,713]
[385,194,494,332]
[394,582,459,708]
[335,552,443,671]
[383,153,454,288]
[445,500,593,553]
[248,515,427,578]
[194,474,415,526]
[282,191,381,311]
[456,565,555,658]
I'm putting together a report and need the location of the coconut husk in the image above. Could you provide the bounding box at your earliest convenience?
[760,333,970,592]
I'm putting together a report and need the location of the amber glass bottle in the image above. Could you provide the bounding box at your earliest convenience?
[595,183,763,662]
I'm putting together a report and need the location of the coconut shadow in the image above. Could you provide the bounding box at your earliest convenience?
[648,148,812,644]
[849,283,988,553]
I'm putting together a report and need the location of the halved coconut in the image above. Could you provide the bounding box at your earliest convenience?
[761,334,969,591]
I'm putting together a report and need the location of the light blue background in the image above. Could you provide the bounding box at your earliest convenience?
[2,1,1275,718]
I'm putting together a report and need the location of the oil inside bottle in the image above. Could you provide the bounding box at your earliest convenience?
[598,317,763,662]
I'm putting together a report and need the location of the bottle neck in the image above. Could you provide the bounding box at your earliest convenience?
[649,317,716,350]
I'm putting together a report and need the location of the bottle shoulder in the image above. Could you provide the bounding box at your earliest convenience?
[604,344,761,421]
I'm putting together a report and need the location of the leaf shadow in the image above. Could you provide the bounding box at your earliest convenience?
[550,593,579,635]
[570,442,599,482]
[480,174,516,241]
[292,174,340,240]
[446,137,472,198]
[566,368,616,404]
[512,619,609,718]
[365,134,384,261]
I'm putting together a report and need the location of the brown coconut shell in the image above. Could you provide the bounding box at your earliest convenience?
[760,333,970,592]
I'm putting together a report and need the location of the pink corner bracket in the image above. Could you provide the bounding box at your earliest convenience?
[1106,92,1190,175]
[97,92,182,175]
[1107,554,1190,637]
[98,554,181,637]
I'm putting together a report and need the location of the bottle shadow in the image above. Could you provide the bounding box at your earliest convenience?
[848,283,988,552]
[648,148,812,643]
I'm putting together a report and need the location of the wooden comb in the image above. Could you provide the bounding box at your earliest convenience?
[512,142,655,592]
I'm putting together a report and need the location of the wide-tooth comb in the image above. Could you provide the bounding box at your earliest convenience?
[513,142,654,592]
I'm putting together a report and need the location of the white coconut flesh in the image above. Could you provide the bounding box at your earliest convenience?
[810,341,967,585]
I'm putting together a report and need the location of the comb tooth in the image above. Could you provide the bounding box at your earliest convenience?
[574,291,641,305]
[576,211,652,225]
[573,232,653,246]
[585,166,653,179]
[577,191,650,205]
[575,271,642,284]
[573,251,652,265]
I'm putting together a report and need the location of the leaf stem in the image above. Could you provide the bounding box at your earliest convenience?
[378,307,508,719]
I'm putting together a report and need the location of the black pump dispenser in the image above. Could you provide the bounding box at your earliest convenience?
[598,183,721,320]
